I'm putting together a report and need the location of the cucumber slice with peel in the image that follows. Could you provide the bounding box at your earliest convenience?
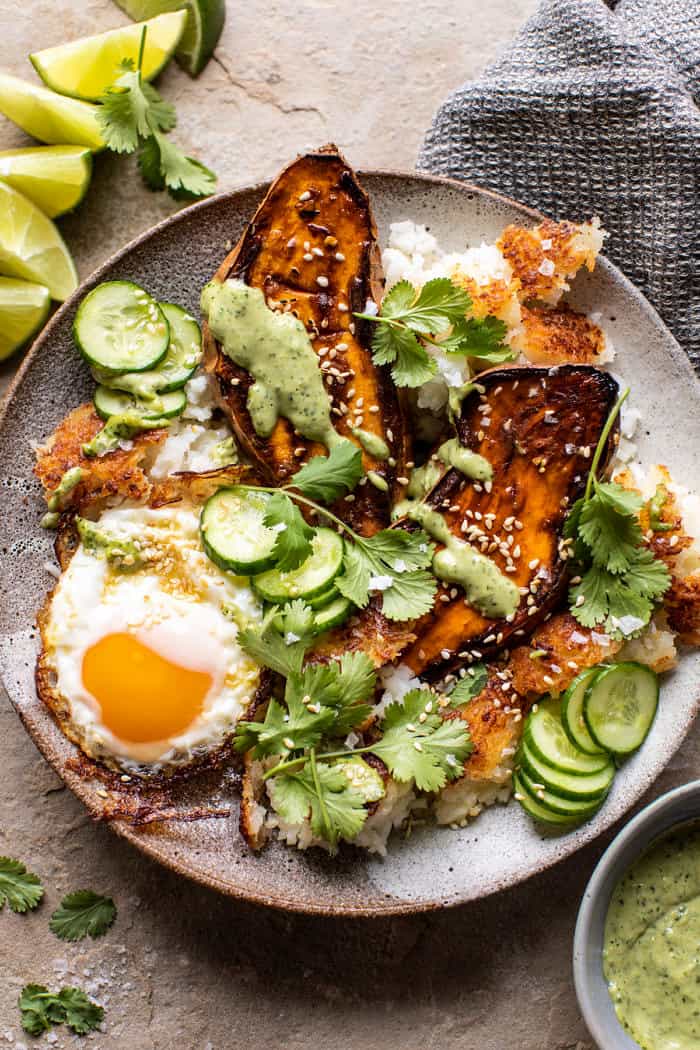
[513,773,580,827]
[583,662,659,756]
[312,595,352,634]
[518,739,614,802]
[306,582,340,609]
[525,698,610,775]
[561,668,607,756]
[200,487,278,576]
[518,769,605,820]
[252,528,344,603]
[74,281,169,373]
[92,302,202,397]
[94,385,185,421]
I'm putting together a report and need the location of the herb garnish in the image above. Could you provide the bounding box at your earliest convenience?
[447,663,488,707]
[0,856,43,913]
[233,619,471,848]
[237,442,437,619]
[97,28,216,200]
[49,890,117,942]
[354,278,515,387]
[19,984,103,1037]
[564,391,671,638]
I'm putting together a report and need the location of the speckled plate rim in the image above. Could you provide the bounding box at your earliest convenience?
[1,168,699,918]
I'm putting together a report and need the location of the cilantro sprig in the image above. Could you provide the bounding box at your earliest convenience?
[564,390,671,638]
[237,441,437,619]
[49,891,117,942]
[355,278,515,387]
[0,857,43,913]
[447,663,488,707]
[97,28,216,200]
[19,984,103,1037]
[234,619,471,848]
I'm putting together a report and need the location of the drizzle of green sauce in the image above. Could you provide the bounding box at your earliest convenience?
[436,438,492,481]
[201,279,342,450]
[351,427,390,461]
[81,414,165,458]
[604,821,700,1050]
[47,466,84,512]
[408,502,519,618]
[366,470,389,492]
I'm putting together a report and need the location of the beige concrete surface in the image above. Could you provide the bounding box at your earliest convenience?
[3,2,697,1048]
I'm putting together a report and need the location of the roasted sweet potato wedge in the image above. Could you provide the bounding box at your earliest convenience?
[203,145,409,536]
[314,365,619,679]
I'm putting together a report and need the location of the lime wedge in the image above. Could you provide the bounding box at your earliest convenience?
[0,277,50,360]
[0,73,104,151]
[0,182,78,301]
[112,0,225,76]
[0,145,92,218]
[29,11,188,102]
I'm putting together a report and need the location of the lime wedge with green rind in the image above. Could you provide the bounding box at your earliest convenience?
[0,182,78,301]
[112,0,225,76]
[0,145,92,218]
[0,276,50,360]
[0,73,104,151]
[29,10,188,102]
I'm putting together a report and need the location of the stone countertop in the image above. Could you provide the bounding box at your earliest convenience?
[2,2,698,1047]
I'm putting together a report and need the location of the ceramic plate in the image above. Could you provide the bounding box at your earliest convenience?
[1,172,699,916]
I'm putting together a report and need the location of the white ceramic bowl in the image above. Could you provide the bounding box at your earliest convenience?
[573,780,700,1048]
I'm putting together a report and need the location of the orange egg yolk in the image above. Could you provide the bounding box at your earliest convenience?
[82,632,213,744]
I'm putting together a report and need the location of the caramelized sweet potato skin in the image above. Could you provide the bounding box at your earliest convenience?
[204,146,409,536]
[314,365,619,679]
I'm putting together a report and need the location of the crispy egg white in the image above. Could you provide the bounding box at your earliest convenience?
[41,502,262,774]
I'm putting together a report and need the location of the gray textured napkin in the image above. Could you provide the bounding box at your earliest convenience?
[419,0,700,369]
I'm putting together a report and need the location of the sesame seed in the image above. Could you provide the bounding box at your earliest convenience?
[414,741,423,752]
[312,247,324,257]
[303,252,313,261]
[299,191,311,201]
[335,252,346,261]
[316,276,329,288]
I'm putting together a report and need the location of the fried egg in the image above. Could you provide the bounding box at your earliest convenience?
[39,502,262,775]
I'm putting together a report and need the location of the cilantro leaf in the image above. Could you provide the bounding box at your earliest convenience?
[0,857,43,913]
[19,985,102,1037]
[270,759,368,850]
[97,63,175,153]
[625,546,671,598]
[263,492,314,571]
[371,323,437,388]
[238,621,306,678]
[148,130,217,200]
[296,652,376,734]
[19,986,54,1036]
[579,481,644,573]
[275,598,316,641]
[290,440,363,503]
[49,891,116,942]
[336,529,436,621]
[371,689,473,791]
[56,988,104,1036]
[233,696,335,759]
[440,316,515,363]
[448,663,488,707]
[569,547,670,638]
[381,278,472,334]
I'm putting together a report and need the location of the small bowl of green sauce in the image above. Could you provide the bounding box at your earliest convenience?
[574,780,700,1050]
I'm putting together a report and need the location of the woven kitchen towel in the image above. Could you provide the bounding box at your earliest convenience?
[419,0,700,369]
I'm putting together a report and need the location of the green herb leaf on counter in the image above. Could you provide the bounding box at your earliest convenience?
[97,29,216,200]
[290,440,363,503]
[0,856,43,913]
[263,491,315,572]
[448,663,488,707]
[565,390,671,639]
[19,983,104,1037]
[49,890,117,941]
[371,689,473,792]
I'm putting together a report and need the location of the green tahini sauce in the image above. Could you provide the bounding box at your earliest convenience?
[392,439,492,520]
[407,502,519,618]
[201,279,342,450]
[604,821,700,1050]
[351,427,390,461]
[436,438,492,482]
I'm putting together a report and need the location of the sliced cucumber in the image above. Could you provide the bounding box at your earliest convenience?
[74,281,169,373]
[519,739,614,802]
[513,772,579,827]
[94,385,186,422]
[518,768,605,820]
[306,582,340,610]
[252,528,344,603]
[313,595,352,634]
[200,487,278,576]
[525,698,610,775]
[92,301,202,398]
[583,662,659,756]
[561,668,607,756]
